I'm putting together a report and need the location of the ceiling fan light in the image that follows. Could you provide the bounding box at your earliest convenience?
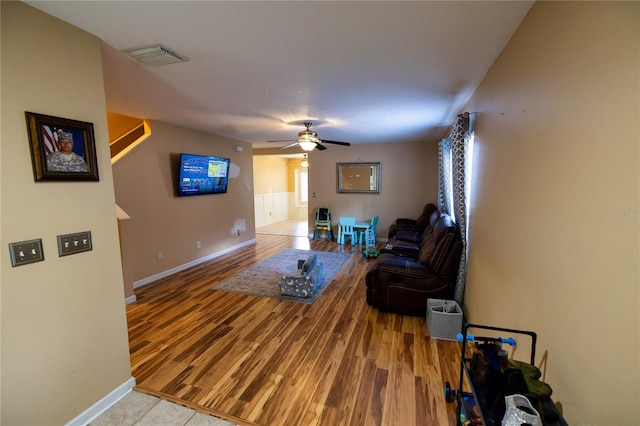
[299,141,316,151]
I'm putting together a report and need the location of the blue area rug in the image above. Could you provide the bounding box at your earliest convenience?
[213,249,351,304]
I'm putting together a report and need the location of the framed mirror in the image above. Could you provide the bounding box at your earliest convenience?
[337,162,381,194]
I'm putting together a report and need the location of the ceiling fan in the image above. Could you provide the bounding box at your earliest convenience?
[267,121,351,151]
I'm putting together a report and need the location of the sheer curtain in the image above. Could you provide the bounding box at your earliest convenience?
[438,112,474,305]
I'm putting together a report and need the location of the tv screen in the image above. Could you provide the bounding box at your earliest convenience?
[177,153,230,196]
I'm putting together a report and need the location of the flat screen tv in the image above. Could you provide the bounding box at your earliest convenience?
[177,153,230,196]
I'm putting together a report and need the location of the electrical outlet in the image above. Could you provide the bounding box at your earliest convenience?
[8,238,44,267]
[157,251,163,260]
[57,231,92,256]
[196,240,201,248]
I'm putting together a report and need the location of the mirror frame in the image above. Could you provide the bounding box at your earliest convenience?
[336,162,381,194]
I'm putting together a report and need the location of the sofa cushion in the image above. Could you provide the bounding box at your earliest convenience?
[301,254,317,274]
[409,212,456,268]
[388,203,438,239]
[394,229,422,243]
[417,231,436,264]
[414,203,438,234]
[374,253,432,278]
[429,232,456,272]
[428,209,441,232]
[432,213,454,242]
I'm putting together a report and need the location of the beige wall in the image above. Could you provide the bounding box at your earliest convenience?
[463,2,639,424]
[252,156,288,194]
[252,143,438,236]
[251,156,307,195]
[6,2,634,425]
[305,141,439,237]
[112,121,254,298]
[0,3,132,424]
[287,157,306,192]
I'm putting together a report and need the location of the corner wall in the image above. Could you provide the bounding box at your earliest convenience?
[307,141,439,238]
[463,2,639,424]
[1,3,132,424]
[112,121,254,298]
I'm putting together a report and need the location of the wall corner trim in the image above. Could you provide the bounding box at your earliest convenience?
[65,376,136,426]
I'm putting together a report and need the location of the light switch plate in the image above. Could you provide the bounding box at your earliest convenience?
[57,231,92,256]
[8,239,44,267]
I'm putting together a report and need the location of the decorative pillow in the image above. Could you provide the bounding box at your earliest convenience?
[301,254,317,274]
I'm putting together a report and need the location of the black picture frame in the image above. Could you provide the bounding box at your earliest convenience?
[25,111,99,182]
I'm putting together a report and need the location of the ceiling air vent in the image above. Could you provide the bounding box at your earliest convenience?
[123,44,189,66]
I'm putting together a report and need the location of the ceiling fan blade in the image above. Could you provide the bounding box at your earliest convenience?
[320,139,351,146]
[268,123,345,151]
[281,142,300,149]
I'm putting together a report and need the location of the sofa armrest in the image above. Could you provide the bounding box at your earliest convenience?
[380,241,419,259]
[306,259,325,286]
[365,253,453,316]
[374,254,436,280]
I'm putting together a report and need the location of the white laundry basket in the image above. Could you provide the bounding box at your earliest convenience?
[426,298,463,340]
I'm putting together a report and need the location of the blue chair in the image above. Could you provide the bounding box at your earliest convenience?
[313,207,332,241]
[338,217,357,244]
[359,216,379,245]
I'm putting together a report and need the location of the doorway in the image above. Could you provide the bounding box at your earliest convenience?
[253,154,308,236]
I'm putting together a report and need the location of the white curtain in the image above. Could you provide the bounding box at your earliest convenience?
[438,112,474,305]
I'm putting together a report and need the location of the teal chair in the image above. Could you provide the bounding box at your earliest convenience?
[359,216,379,244]
[338,217,357,244]
[313,207,332,241]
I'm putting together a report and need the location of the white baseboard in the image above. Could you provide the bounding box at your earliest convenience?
[133,238,257,289]
[66,376,136,426]
[125,294,137,305]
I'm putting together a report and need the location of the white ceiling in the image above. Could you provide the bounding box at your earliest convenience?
[25,1,533,150]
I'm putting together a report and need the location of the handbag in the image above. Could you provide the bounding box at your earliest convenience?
[501,394,542,426]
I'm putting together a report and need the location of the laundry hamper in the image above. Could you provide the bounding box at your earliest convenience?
[426,298,463,340]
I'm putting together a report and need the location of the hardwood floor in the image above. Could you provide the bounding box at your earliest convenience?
[126,234,461,426]
[256,219,309,237]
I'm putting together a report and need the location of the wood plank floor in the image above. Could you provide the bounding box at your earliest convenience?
[126,234,461,426]
[256,219,309,237]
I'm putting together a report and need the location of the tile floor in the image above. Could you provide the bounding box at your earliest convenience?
[90,390,237,426]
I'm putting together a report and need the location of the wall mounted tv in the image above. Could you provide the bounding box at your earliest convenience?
[177,153,230,196]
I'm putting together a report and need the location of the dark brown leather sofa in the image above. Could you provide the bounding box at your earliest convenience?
[387,203,439,240]
[384,204,441,256]
[366,208,462,316]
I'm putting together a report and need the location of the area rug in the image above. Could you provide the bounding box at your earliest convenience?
[213,249,352,304]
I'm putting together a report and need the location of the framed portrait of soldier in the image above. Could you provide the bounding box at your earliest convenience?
[25,111,99,182]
